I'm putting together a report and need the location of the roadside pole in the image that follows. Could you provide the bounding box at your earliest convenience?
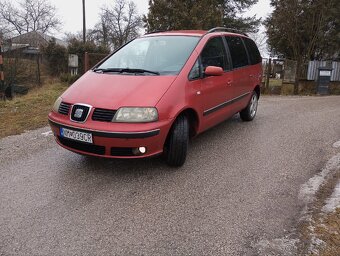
[84,52,89,73]
[0,41,4,100]
[265,58,271,92]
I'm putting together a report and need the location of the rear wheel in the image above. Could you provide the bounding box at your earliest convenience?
[240,91,258,121]
[164,115,189,167]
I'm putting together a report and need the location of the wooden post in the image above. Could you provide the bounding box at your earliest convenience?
[0,41,5,100]
[294,58,300,95]
[265,58,272,92]
[84,51,89,73]
[36,54,41,86]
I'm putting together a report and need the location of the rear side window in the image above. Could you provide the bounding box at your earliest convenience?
[201,37,229,70]
[225,36,249,69]
[243,37,262,65]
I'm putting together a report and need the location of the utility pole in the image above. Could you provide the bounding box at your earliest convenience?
[82,0,86,43]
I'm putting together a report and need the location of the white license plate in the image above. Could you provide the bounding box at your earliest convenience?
[60,128,93,144]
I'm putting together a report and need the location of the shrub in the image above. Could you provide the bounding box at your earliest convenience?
[42,39,68,76]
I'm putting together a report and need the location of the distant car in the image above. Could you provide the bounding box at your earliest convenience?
[48,27,262,166]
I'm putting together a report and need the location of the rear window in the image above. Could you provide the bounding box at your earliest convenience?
[225,36,249,69]
[243,37,262,65]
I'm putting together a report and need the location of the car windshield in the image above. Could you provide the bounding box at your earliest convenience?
[95,35,200,75]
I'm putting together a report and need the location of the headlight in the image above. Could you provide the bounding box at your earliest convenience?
[112,107,158,122]
[52,97,62,113]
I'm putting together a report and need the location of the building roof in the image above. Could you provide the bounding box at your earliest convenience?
[10,31,67,48]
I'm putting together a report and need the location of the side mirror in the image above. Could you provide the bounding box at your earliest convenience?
[204,66,224,76]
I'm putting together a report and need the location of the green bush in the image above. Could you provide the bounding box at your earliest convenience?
[42,39,68,76]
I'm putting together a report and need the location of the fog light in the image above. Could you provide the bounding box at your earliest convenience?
[139,147,146,154]
[132,147,147,155]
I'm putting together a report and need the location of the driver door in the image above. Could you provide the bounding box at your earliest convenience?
[200,36,233,130]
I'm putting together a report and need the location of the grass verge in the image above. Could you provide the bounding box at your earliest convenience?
[299,172,340,255]
[317,208,340,256]
[0,82,68,139]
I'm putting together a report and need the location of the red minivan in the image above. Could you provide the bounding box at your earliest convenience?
[48,27,262,166]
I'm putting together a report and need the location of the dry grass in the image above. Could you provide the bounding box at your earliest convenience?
[281,83,295,95]
[329,84,340,95]
[317,208,340,256]
[298,172,340,255]
[269,78,283,87]
[0,81,68,139]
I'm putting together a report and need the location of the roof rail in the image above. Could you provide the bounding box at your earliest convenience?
[144,30,166,35]
[206,27,248,37]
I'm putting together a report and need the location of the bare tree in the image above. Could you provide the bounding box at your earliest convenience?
[0,0,61,36]
[90,0,143,49]
[248,31,268,57]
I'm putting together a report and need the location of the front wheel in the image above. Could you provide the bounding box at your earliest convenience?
[240,91,258,121]
[163,115,189,167]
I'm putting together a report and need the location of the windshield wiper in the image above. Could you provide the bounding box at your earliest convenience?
[93,68,121,73]
[93,68,160,75]
[122,68,160,75]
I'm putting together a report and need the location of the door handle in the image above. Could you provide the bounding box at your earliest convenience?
[227,80,232,86]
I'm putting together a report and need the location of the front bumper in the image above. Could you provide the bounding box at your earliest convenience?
[48,112,173,158]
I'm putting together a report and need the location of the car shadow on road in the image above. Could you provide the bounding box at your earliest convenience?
[55,113,259,181]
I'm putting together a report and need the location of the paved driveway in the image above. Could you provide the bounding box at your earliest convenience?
[1,96,339,255]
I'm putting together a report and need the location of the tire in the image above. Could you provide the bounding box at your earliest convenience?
[240,91,258,121]
[164,115,189,167]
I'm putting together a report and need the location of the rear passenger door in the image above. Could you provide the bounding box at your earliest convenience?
[225,36,251,110]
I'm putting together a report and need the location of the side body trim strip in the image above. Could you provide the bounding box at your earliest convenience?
[203,92,251,116]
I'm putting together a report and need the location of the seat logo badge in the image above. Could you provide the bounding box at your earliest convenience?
[74,108,84,118]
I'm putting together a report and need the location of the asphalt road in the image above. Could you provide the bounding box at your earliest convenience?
[1,96,340,255]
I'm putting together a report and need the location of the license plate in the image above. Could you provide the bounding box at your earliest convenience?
[60,128,93,144]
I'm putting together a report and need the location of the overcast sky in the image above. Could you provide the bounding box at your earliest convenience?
[50,0,273,38]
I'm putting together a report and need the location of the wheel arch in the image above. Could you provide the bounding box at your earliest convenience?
[166,107,200,140]
[181,108,200,138]
[254,84,261,99]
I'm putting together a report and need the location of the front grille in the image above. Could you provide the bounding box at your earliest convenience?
[58,136,105,155]
[92,108,117,122]
[71,104,90,122]
[111,147,134,156]
[58,102,71,115]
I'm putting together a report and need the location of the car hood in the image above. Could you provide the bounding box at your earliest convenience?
[61,71,177,108]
